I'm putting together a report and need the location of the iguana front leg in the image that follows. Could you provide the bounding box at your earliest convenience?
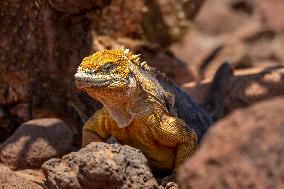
[154,115,198,170]
[82,108,111,147]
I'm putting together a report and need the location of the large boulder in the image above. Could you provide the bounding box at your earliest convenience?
[0,118,74,169]
[178,97,284,189]
[42,142,158,189]
[0,165,42,189]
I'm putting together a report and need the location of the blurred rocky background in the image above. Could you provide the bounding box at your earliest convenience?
[0,0,204,143]
[0,0,283,188]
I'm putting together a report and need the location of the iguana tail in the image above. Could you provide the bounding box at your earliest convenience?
[202,62,233,122]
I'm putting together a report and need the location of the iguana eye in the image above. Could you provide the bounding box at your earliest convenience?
[100,62,115,72]
[84,69,94,74]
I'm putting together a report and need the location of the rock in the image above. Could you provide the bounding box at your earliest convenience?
[171,0,284,79]
[258,0,284,32]
[94,0,205,48]
[0,0,103,136]
[182,66,284,115]
[170,28,223,78]
[0,165,42,189]
[143,0,205,45]
[0,0,205,134]
[178,97,284,189]
[201,42,252,78]
[42,142,158,189]
[15,169,46,186]
[0,118,74,170]
[194,0,260,35]
[158,174,179,189]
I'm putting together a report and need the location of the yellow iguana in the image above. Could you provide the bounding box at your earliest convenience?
[74,47,216,172]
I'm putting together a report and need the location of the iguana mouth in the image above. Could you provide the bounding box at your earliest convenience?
[75,72,113,88]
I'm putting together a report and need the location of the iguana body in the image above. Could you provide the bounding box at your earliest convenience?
[75,47,212,172]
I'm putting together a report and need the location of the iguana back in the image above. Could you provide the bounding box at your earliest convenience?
[157,76,212,142]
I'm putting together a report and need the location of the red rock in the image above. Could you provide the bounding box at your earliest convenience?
[0,118,74,170]
[193,0,258,35]
[170,28,223,78]
[258,0,284,32]
[171,0,284,79]
[42,142,158,189]
[178,97,284,189]
[15,169,45,186]
[182,66,284,114]
[0,165,42,189]
[202,42,252,78]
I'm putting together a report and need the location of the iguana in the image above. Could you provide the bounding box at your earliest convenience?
[74,47,213,172]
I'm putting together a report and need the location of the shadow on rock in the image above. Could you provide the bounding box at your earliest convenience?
[183,65,284,116]
[0,118,75,170]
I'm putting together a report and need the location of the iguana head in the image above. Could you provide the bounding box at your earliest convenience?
[75,47,168,128]
[75,47,148,100]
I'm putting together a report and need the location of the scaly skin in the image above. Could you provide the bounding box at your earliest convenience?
[75,47,210,172]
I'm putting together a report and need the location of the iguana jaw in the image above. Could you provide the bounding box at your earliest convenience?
[75,71,115,89]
